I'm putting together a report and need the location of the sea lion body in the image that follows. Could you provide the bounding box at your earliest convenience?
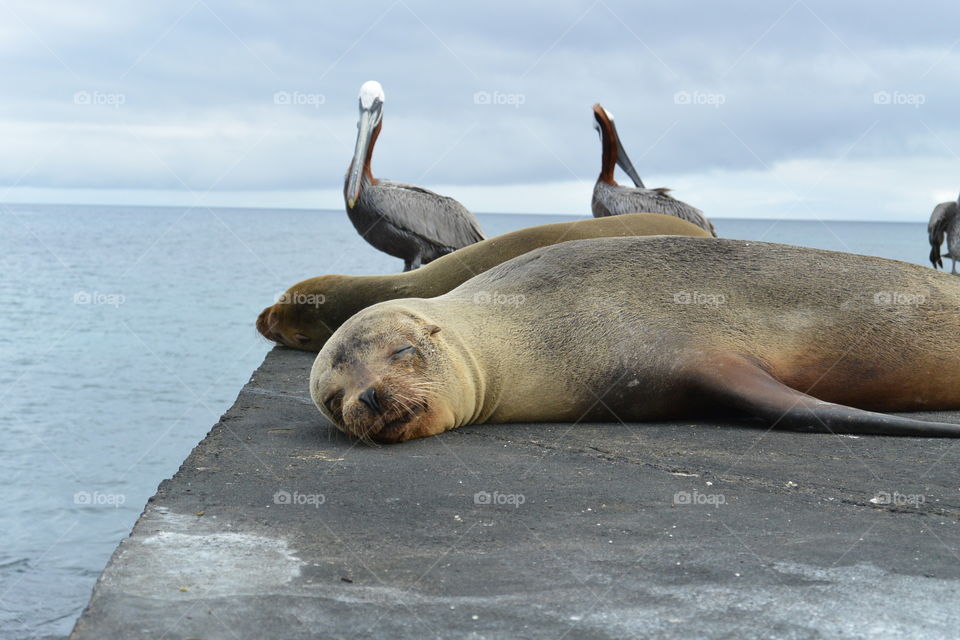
[257,213,710,351]
[311,236,960,443]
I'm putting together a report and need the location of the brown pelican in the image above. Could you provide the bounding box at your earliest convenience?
[344,81,485,271]
[591,103,717,236]
[928,195,960,274]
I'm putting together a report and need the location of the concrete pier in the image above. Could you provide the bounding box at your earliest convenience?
[71,347,960,639]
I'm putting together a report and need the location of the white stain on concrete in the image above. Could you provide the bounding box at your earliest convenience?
[591,562,960,640]
[110,508,303,600]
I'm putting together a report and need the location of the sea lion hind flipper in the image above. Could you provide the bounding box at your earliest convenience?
[691,354,960,437]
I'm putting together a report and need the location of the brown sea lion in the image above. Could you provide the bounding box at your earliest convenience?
[257,213,710,351]
[310,236,960,443]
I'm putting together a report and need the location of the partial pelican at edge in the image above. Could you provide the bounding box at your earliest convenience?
[928,195,960,274]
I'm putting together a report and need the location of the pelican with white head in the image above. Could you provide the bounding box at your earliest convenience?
[341,80,485,271]
[590,102,716,235]
[345,81,385,209]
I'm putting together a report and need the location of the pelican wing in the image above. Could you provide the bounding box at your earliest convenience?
[928,201,957,268]
[594,183,717,236]
[361,180,485,251]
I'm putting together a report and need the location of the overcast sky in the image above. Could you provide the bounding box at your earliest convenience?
[1,0,959,220]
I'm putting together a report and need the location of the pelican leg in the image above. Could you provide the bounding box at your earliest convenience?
[952,258,957,275]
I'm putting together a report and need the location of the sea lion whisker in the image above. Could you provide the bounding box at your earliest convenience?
[400,383,437,397]
[394,392,421,402]
[393,390,430,412]
[405,382,438,392]
[388,394,415,416]
[356,426,380,447]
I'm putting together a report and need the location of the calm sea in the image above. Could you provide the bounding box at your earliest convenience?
[0,204,938,638]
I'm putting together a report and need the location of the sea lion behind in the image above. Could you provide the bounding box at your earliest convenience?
[311,236,960,443]
[257,213,709,351]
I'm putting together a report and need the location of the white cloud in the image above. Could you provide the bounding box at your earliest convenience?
[2,0,960,221]
[2,154,953,222]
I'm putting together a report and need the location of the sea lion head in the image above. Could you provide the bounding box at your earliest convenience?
[310,305,464,444]
[257,276,351,351]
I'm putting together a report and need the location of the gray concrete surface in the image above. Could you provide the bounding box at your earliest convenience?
[70,347,960,639]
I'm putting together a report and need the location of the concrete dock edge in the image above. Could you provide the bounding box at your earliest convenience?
[70,346,960,639]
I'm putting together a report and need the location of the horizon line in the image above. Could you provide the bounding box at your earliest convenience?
[0,200,930,224]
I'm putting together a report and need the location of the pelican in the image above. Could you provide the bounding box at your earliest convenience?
[343,80,485,271]
[928,195,960,274]
[591,103,716,236]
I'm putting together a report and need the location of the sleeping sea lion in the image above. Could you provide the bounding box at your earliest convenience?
[257,213,709,351]
[310,236,960,443]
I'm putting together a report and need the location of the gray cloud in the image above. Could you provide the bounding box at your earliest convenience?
[1,0,959,209]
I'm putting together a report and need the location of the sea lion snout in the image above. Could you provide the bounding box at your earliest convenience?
[338,377,428,443]
[257,305,313,348]
[256,306,277,341]
[358,387,382,413]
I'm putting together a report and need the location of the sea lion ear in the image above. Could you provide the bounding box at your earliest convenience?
[424,324,441,336]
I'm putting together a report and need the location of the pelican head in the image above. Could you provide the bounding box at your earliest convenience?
[592,103,644,188]
[345,80,386,209]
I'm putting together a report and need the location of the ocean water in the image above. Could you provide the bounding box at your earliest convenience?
[0,204,940,638]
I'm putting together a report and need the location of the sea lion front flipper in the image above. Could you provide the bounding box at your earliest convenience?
[691,355,960,437]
